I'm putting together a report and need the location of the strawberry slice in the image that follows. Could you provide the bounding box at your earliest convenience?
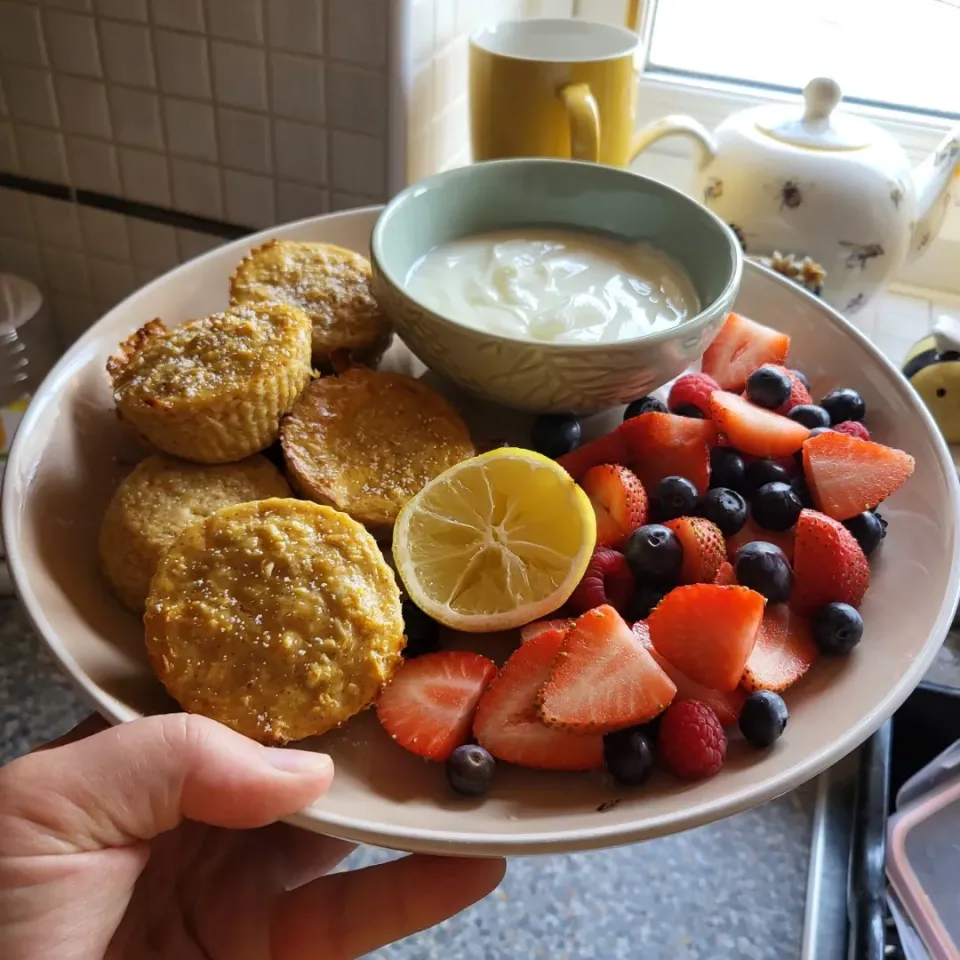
[647,584,766,691]
[473,632,604,770]
[619,412,718,494]
[802,431,915,520]
[580,463,648,547]
[376,651,498,761]
[741,604,818,693]
[710,391,810,458]
[664,516,726,584]
[726,515,796,563]
[536,605,676,735]
[713,561,737,585]
[702,313,791,391]
[792,508,870,611]
[557,431,628,481]
[520,618,573,644]
[632,622,746,725]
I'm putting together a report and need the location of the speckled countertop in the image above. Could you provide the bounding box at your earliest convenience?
[0,599,814,959]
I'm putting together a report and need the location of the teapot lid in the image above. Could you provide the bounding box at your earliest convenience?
[755,78,875,150]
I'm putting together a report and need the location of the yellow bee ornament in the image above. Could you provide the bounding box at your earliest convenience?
[903,315,960,443]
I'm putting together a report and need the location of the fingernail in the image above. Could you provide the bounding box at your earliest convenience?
[264,747,333,776]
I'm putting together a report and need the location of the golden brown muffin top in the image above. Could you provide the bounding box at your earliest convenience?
[145,498,404,743]
[280,367,476,532]
[110,302,312,408]
[230,239,390,354]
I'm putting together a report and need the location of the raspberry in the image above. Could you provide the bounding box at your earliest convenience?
[769,365,812,413]
[833,420,871,441]
[568,547,635,616]
[668,373,721,418]
[657,700,727,780]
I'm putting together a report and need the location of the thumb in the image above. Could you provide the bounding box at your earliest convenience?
[0,714,333,854]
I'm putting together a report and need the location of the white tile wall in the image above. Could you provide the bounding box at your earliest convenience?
[0,0,600,349]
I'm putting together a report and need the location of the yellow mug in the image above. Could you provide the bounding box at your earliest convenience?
[470,18,694,167]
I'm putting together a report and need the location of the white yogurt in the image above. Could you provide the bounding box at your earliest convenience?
[404,228,700,345]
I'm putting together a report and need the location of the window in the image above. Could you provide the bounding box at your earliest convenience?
[569,0,960,295]
[648,0,959,121]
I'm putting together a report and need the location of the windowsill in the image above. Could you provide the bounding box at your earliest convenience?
[631,72,960,297]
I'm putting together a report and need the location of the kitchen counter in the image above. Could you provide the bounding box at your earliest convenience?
[1,599,814,959]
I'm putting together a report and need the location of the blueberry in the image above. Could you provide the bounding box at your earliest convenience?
[603,727,655,787]
[402,600,440,658]
[788,404,831,429]
[807,426,835,439]
[791,476,814,509]
[710,447,746,492]
[820,388,866,424]
[623,524,683,587]
[739,691,789,748]
[752,481,802,531]
[531,414,581,459]
[812,602,863,655]
[672,402,705,419]
[656,475,700,521]
[842,511,886,556]
[626,582,670,621]
[624,396,667,421]
[446,744,495,797]
[790,369,810,390]
[697,487,748,535]
[746,366,791,409]
[743,458,792,496]
[734,541,793,603]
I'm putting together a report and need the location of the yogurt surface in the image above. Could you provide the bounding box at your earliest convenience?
[404,228,700,345]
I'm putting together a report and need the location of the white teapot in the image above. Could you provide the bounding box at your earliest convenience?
[633,78,960,314]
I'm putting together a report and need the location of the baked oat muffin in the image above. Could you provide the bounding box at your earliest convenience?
[109,303,312,464]
[229,239,393,370]
[280,367,475,537]
[99,453,290,612]
[145,498,405,744]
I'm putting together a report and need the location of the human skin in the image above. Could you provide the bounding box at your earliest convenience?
[0,714,505,960]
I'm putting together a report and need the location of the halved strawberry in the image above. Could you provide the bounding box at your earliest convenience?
[557,431,628,481]
[536,605,676,735]
[726,515,796,563]
[714,561,737,585]
[766,365,812,413]
[520,618,574,644]
[619,412,718,494]
[664,516,726,584]
[710,391,810,458]
[633,622,746,725]
[473,632,604,770]
[792,508,870,611]
[376,651,498,761]
[580,464,648,547]
[702,313,791,391]
[741,604,818,692]
[647,584,766,691]
[802,431,915,520]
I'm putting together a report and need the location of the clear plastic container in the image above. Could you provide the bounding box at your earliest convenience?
[888,763,960,960]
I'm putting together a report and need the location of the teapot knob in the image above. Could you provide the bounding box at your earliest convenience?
[802,77,842,124]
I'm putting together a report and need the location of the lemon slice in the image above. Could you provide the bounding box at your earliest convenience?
[393,448,597,632]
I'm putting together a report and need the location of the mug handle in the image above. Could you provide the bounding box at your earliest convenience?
[559,83,601,163]
[629,115,718,169]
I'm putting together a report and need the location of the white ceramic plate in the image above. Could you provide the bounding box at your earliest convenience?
[5,208,959,856]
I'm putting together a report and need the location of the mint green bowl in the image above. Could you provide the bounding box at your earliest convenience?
[371,159,743,414]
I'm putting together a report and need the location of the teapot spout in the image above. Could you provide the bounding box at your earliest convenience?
[908,126,960,262]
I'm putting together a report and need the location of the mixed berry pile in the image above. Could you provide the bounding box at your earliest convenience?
[375,312,915,799]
